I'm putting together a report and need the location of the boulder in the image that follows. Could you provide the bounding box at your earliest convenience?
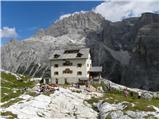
[152,92,159,99]
[141,92,153,100]
[106,110,130,119]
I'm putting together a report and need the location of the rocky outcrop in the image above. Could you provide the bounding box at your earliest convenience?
[97,100,159,119]
[102,79,159,99]
[97,101,159,119]
[3,88,98,119]
[1,12,159,91]
[96,78,159,119]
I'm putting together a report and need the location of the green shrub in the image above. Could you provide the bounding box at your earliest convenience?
[26,91,38,97]
[85,97,100,105]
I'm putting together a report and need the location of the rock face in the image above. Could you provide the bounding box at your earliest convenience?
[85,13,159,91]
[4,88,98,119]
[122,23,159,90]
[45,11,104,37]
[1,12,159,91]
[97,101,159,119]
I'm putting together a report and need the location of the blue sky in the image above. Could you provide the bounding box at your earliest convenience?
[1,1,102,44]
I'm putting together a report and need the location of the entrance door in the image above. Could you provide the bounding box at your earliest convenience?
[65,78,68,84]
[56,79,58,84]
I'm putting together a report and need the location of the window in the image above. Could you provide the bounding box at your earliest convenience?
[54,71,58,75]
[77,71,82,75]
[64,49,79,54]
[63,68,73,74]
[63,61,72,66]
[87,64,89,67]
[77,63,82,67]
[54,64,58,67]
[77,53,83,57]
[54,54,60,58]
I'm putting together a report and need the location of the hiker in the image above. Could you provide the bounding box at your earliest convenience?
[40,85,45,92]
[35,86,41,94]
[124,88,129,97]
[138,91,142,99]
[107,81,111,91]
[77,83,80,88]
[130,91,133,97]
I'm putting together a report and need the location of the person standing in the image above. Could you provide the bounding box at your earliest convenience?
[130,91,133,97]
[138,91,142,99]
[124,88,129,97]
[108,81,111,91]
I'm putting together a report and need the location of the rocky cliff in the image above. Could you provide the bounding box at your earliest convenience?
[1,12,159,91]
[86,13,159,91]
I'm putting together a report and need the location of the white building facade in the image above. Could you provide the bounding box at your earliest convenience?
[50,48,92,84]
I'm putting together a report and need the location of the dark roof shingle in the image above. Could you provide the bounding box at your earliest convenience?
[49,48,90,60]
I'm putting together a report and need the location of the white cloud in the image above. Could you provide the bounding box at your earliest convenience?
[59,13,72,20]
[59,10,87,20]
[94,0,159,22]
[0,27,17,38]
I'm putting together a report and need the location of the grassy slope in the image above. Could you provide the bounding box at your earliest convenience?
[86,83,159,112]
[1,71,36,118]
[1,71,35,103]
[104,91,159,111]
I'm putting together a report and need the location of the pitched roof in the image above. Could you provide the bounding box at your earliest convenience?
[49,48,90,60]
[89,66,102,72]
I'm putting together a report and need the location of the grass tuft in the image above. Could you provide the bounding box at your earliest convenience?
[1,111,17,119]
[1,98,23,108]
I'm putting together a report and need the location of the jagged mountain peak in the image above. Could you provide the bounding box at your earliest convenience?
[35,11,105,38]
[58,11,104,21]
[139,12,159,25]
